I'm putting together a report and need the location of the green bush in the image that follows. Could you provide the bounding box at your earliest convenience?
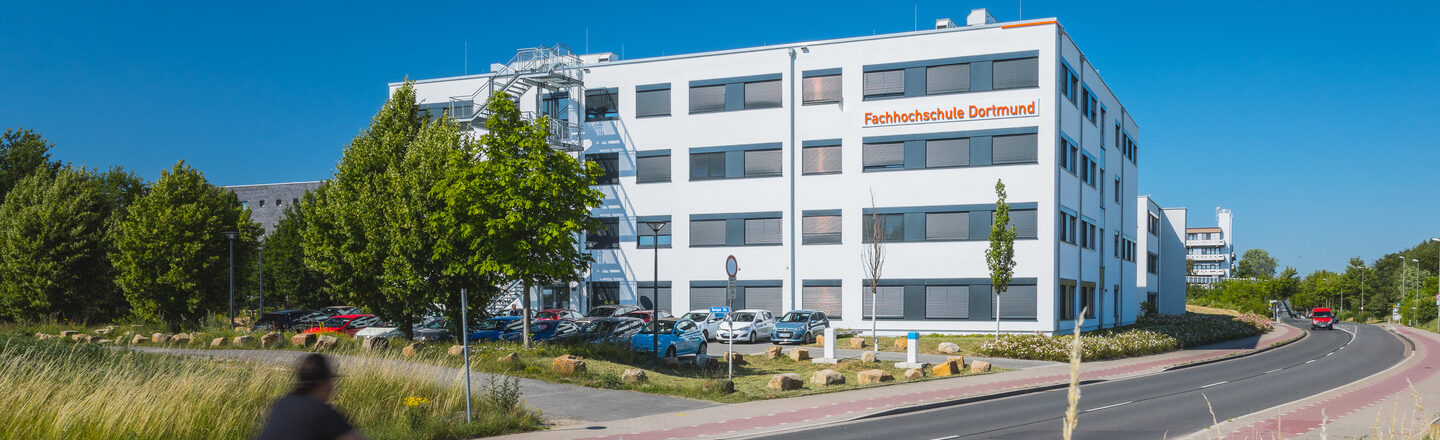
[978,312,1273,361]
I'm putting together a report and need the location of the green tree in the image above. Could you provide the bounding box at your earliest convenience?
[302,82,485,338]
[433,91,603,347]
[0,128,61,200]
[262,197,328,309]
[1234,249,1278,279]
[111,161,260,328]
[986,179,1017,340]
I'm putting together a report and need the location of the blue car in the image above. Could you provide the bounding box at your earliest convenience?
[466,316,521,342]
[630,318,707,358]
[772,310,831,344]
[498,320,579,343]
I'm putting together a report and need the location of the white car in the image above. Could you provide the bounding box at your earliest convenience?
[679,310,729,341]
[715,309,777,344]
[355,316,443,340]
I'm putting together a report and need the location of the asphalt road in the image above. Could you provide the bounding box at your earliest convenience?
[753,320,1405,440]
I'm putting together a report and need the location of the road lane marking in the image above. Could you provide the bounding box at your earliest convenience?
[1082,401,1133,413]
[1201,381,1227,388]
[1305,359,1315,363]
[1266,369,1283,374]
[930,436,960,440]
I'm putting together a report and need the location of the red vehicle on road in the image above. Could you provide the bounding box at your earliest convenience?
[1310,308,1336,330]
[535,308,583,321]
[302,314,380,336]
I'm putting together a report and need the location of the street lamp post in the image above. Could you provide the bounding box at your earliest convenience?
[257,242,264,316]
[1406,258,1420,326]
[642,220,669,360]
[584,239,598,313]
[223,231,239,327]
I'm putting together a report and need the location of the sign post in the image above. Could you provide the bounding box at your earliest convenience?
[725,255,738,382]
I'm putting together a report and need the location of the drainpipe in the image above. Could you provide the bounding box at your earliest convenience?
[788,47,798,311]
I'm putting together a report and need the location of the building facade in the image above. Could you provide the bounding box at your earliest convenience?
[402,9,1155,335]
[1185,207,1235,284]
[1137,197,1187,315]
[226,181,323,235]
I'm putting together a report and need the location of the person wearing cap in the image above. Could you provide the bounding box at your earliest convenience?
[256,353,363,440]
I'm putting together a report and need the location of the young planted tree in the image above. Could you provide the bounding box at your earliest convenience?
[111,161,260,328]
[433,91,603,348]
[861,191,885,353]
[986,179,1018,340]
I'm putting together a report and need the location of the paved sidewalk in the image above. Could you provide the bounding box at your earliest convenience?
[496,323,1303,440]
[707,341,1060,370]
[1183,324,1440,440]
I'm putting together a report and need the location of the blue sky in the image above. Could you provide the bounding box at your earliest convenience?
[2,0,1436,274]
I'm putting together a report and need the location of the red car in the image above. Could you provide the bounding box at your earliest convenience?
[535,308,583,321]
[1310,308,1336,330]
[624,310,673,323]
[302,314,380,336]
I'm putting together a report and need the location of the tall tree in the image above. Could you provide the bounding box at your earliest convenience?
[0,128,61,201]
[262,196,328,309]
[1234,249,1278,279]
[986,180,1017,340]
[433,91,603,347]
[110,161,260,328]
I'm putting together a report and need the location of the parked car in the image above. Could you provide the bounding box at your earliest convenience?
[577,304,642,323]
[252,310,322,332]
[716,309,776,344]
[1310,307,1336,330]
[559,317,646,346]
[630,318,707,358]
[467,316,522,342]
[302,314,380,336]
[535,308,583,321]
[624,310,673,323]
[771,310,831,344]
[412,317,452,342]
[355,316,450,340]
[679,310,727,341]
[499,320,580,343]
[319,305,362,318]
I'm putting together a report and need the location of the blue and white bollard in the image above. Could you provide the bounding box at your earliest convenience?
[906,331,919,364]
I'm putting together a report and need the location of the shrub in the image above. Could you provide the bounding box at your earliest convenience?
[977,312,1271,361]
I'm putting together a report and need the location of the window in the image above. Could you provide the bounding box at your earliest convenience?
[542,92,569,121]
[1081,286,1095,318]
[925,285,969,319]
[275,199,284,207]
[743,148,782,177]
[584,88,618,121]
[998,285,1037,319]
[1100,109,1107,144]
[802,145,842,174]
[862,142,904,170]
[746,286,783,313]
[743,80,782,109]
[1061,64,1079,104]
[803,74,842,104]
[689,220,727,247]
[1148,214,1160,236]
[689,85,726,113]
[636,153,671,183]
[926,63,970,94]
[637,282,672,314]
[863,70,905,98]
[1078,220,1096,250]
[744,218,782,245]
[690,152,726,180]
[1114,177,1122,204]
[1148,253,1160,274]
[924,212,968,240]
[862,213,904,243]
[802,215,842,245]
[1059,212,1078,244]
[1082,88,1095,123]
[637,220,672,249]
[803,285,842,318]
[862,285,905,318]
[588,153,619,185]
[1007,209,1039,239]
[588,217,619,249]
[992,133,1038,164]
[993,57,1039,89]
[635,86,671,117]
[690,286,726,310]
[1058,139,1075,174]
[1087,93,1099,123]
[926,138,969,168]
[1060,284,1076,320]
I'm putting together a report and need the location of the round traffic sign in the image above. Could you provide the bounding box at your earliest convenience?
[726,255,738,277]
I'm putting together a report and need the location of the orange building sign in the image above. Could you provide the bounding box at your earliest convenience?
[864,100,1037,127]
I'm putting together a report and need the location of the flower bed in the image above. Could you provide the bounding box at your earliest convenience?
[977,312,1272,362]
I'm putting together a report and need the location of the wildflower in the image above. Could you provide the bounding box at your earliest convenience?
[403,396,429,407]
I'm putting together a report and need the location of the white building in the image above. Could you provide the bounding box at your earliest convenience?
[1137,197,1187,315]
[1186,207,1235,284]
[400,8,1164,335]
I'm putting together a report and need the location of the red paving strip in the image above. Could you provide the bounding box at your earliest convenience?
[1220,327,1439,439]
[579,326,1300,440]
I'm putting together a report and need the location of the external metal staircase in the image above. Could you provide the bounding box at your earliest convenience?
[484,279,527,316]
[450,44,584,152]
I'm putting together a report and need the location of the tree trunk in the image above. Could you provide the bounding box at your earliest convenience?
[401,313,414,340]
[870,289,877,354]
[521,278,533,349]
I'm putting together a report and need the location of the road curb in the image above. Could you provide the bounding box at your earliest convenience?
[1162,323,1306,372]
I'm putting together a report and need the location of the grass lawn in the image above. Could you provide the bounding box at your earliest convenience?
[804,334,995,356]
[1185,304,1242,316]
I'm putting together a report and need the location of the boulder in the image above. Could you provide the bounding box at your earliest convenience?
[788,348,811,361]
[261,332,282,348]
[857,369,893,384]
[816,334,825,346]
[94,339,114,345]
[703,379,735,394]
[498,352,520,363]
[849,337,866,349]
[210,337,225,347]
[970,360,992,373]
[71,333,91,342]
[893,338,908,350]
[552,355,587,375]
[767,373,804,391]
[178,333,199,345]
[723,351,747,365]
[93,328,111,336]
[34,333,54,341]
[59,330,79,339]
[694,355,720,369]
[447,345,465,356]
[132,334,149,345]
[291,333,317,347]
[764,345,783,359]
[946,356,966,366]
[315,335,338,350]
[860,351,877,363]
[233,326,250,333]
[361,337,389,351]
[622,368,648,384]
[401,343,422,356]
[811,369,845,386]
[904,368,925,380]
[931,360,961,377]
[937,342,961,354]
[231,335,253,347]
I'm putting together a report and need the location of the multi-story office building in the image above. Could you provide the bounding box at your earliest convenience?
[1185,207,1235,284]
[401,8,1160,335]
[1137,197,1187,315]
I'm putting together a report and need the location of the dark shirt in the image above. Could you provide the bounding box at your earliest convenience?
[255,394,353,440]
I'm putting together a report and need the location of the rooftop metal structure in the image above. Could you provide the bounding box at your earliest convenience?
[450,44,585,152]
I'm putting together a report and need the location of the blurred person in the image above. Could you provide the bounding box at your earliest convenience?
[256,353,362,440]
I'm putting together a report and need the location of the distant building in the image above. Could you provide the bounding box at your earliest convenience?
[225,181,323,235]
[1185,207,1234,284]
[1137,197,1187,315]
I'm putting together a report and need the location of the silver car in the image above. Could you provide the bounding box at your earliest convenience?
[679,310,729,341]
[715,309,776,344]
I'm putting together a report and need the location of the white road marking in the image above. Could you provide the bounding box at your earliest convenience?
[1305,360,1315,363]
[930,436,960,440]
[1082,401,1134,413]
[1265,368,1283,374]
[1201,381,1227,388]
